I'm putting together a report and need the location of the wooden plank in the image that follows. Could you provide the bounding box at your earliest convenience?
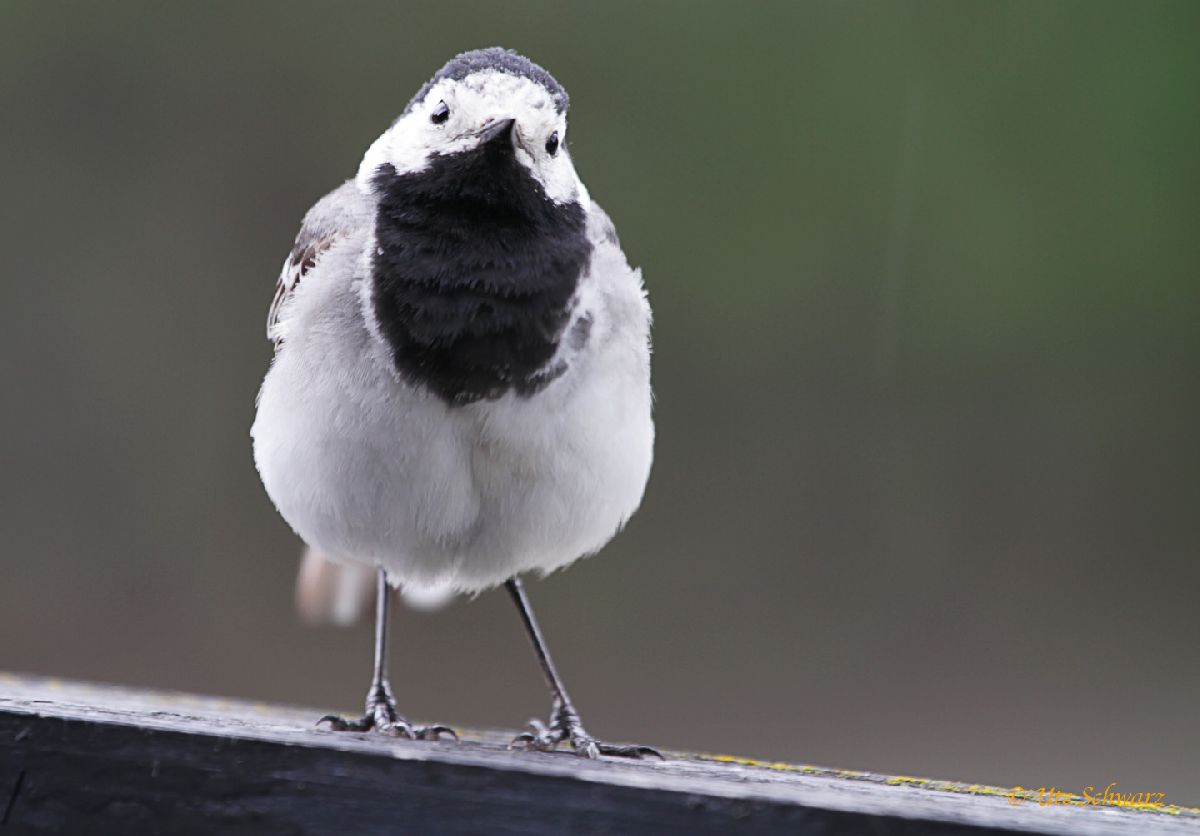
[0,673,1194,835]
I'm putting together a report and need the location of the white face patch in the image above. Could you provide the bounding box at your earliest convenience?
[356,70,589,207]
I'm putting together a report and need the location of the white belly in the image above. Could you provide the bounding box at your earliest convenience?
[251,273,653,592]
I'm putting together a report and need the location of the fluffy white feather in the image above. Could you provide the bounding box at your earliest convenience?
[252,189,651,594]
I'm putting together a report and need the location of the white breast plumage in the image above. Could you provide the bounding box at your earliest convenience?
[251,184,652,593]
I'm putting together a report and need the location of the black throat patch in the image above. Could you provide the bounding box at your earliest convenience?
[370,142,591,405]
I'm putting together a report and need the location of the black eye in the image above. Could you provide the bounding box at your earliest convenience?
[545,130,559,156]
[430,101,449,124]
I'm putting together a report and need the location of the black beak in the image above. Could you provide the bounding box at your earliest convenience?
[478,118,516,146]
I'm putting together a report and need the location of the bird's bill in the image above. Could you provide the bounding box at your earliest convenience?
[477,117,516,145]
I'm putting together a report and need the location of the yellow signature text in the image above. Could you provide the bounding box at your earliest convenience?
[1007,783,1167,810]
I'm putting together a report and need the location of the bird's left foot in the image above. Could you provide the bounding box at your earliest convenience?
[509,701,662,760]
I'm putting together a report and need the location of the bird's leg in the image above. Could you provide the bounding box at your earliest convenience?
[505,577,661,759]
[318,567,456,741]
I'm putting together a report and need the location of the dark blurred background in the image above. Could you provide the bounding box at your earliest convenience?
[1,1,1197,802]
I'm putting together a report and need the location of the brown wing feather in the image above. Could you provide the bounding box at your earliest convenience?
[267,233,337,344]
[267,179,370,345]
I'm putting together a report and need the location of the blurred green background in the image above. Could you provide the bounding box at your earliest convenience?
[1,0,1197,801]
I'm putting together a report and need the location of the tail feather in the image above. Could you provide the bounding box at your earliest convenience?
[294,549,455,625]
[295,549,375,626]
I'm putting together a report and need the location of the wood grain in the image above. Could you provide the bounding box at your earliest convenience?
[0,674,1194,835]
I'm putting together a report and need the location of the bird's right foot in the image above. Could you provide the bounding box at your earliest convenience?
[318,682,456,741]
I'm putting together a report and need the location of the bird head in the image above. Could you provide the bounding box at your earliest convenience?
[357,48,588,209]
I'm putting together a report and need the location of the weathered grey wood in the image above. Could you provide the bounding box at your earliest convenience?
[0,674,1195,835]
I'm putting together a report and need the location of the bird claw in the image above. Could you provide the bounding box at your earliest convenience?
[318,713,371,732]
[413,724,459,741]
[508,706,662,760]
[509,718,556,751]
[596,742,663,758]
[318,712,458,741]
[317,685,457,741]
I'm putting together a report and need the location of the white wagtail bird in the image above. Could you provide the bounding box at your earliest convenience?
[251,48,656,759]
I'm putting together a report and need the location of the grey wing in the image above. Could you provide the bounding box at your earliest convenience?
[569,199,649,357]
[268,179,372,344]
[586,200,621,248]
